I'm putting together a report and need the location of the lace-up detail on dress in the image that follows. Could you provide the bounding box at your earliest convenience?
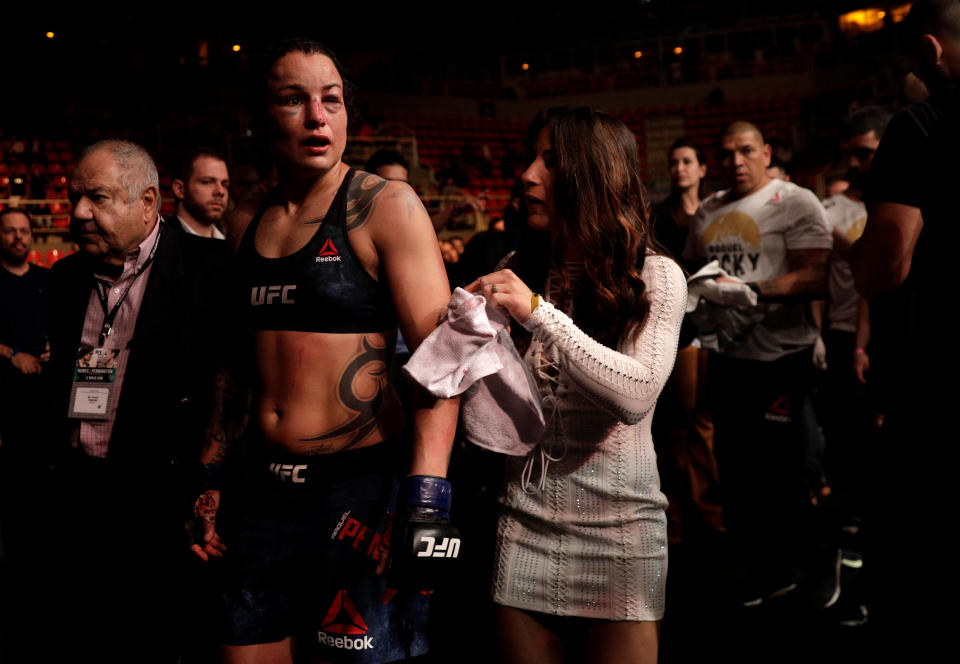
[493,254,688,622]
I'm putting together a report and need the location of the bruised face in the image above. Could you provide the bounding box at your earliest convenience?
[720,130,771,196]
[521,127,557,231]
[266,51,348,176]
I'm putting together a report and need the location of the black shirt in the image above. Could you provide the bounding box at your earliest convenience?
[862,83,960,406]
[0,263,49,357]
[865,83,959,290]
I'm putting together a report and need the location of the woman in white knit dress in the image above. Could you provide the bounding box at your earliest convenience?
[466,107,686,663]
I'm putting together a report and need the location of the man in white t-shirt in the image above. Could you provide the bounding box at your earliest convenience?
[684,121,831,605]
[821,108,889,384]
[819,107,890,614]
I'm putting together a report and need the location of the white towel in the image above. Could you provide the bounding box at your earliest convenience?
[403,288,545,456]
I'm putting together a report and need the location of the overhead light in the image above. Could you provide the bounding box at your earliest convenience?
[46,31,55,39]
[673,46,683,55]
[521,63,530,71]
[634,50,643,59]
[232,44,241,52]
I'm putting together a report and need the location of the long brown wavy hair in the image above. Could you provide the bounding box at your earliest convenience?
[514,106,655,349]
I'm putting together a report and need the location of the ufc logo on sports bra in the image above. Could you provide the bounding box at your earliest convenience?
[251,285,296,306]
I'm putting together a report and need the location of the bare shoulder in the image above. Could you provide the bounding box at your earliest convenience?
[224,183,273,253]
[346,170,430,235]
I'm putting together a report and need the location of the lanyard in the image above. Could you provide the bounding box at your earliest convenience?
[93,223,163,347]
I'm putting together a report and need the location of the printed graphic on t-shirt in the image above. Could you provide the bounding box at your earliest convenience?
[700,210,762,278]
[845,216,866,242]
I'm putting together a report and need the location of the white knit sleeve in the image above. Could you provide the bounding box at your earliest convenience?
[521,255,687,424]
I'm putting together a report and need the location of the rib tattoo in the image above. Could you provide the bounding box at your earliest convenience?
[300,336,387,449]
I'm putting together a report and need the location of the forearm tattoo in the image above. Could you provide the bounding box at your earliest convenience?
[205,366,251,463]
[300,335,388,450]
[346,172,388,232]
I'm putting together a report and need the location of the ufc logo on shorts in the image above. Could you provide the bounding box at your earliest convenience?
[251,285,296,305]
[269,463,307,483]
[416,536,460,558]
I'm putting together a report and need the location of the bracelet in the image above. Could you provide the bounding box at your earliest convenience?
[854,347,866,355]
[531,293,541,313]
[10,348,18,359]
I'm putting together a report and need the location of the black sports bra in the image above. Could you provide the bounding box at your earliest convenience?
[236,168,398,333]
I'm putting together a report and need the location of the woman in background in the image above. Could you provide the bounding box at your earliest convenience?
[651,137,726,544]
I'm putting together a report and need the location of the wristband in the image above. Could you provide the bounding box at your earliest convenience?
[746,282,762,297]
[10,348,18,359]
[854,347,866,355]
[531,293,541,314]
[403,475,452,516]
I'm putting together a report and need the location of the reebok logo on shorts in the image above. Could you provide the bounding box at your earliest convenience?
[765,393,792,423]
[316,238,342,263]
[318,591,374,650]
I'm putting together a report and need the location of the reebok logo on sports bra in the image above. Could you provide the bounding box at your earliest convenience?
[236,168,398,333]
[317,238,341,263]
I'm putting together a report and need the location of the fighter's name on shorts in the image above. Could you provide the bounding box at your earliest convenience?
[317,631,374,651]
[251,284,296,305]
[332,513,389,561]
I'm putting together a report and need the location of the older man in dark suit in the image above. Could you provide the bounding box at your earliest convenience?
[31,139,229,663]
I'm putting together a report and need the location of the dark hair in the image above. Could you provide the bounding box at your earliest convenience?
[842,106,893,141]
[0,207,33,228]
[767,156,789,176]
[667,136,707,199]
[174,146,228,184]
[365,149,408,175]
[256,38,355,115]
[720,120,765,146]
[517,106,653,348]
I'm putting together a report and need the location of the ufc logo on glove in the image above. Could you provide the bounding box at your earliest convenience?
[415,535,461,559]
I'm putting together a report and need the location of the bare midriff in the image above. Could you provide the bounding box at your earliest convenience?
[253,328,404,456]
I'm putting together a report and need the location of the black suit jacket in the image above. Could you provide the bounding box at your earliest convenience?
[47,220,231,481]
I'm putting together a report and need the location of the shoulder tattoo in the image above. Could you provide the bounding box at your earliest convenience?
[345,172,388,232]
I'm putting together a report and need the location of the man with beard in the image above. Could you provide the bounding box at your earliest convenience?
[0,208,50,659]
[0,208,49,453]
[170,147,230,239]
[0,205,49,526]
